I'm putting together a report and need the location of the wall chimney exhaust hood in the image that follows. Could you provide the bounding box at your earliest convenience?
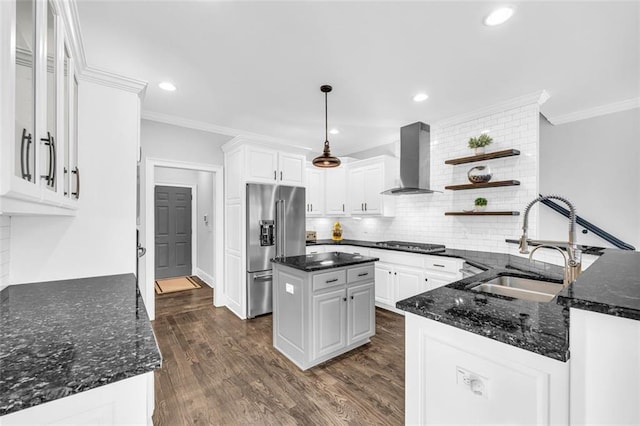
[381,121,440,195]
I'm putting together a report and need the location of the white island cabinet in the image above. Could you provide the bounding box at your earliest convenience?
[405,312,569,425]
[272,254,376,370]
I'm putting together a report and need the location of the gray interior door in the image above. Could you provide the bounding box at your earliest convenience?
[155,185,192,279]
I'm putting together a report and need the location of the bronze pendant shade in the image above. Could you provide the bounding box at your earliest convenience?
[312,85,341,168]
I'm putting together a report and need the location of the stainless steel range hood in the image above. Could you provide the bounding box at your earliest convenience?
[381,121,439,195]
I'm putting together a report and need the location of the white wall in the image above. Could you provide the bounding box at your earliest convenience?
[308,100,542,254]
[141,120,230,165]
[539,109,640,249]
[154,167,215,281]
[10,82,139,283]
[0,216,10,289]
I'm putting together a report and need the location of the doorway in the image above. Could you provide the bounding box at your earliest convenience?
[142,159,224,321]
[154,185,193,279]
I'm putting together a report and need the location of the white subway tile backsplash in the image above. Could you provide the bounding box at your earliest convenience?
[309,99,542,253]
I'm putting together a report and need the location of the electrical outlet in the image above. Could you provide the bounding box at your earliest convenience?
[456,366,489,398]
[285,283,294,294]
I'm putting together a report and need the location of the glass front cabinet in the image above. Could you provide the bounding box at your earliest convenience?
[1,0,80,214]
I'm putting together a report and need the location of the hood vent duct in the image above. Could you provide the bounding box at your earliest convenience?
[381,121,440,195]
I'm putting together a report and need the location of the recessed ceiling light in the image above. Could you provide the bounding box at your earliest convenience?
[413,93,429,102]
[329,128,339,135]
[484,7,514,26]
[159,82,176,91]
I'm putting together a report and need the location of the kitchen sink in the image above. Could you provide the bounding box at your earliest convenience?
[469,275,564,303]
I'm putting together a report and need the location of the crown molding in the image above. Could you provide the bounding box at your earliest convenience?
[434,90,550,128]
[79,66,148,96]
[545,97,640,125]
[142,111,241,137]
[143,111,311,154]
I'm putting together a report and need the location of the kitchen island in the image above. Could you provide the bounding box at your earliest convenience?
[271,252,378,370]
[0,274,161,424]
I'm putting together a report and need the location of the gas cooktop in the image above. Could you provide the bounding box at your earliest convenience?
[374,241,446,253]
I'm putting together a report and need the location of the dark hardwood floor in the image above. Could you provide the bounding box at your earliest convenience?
[152,283,405,425]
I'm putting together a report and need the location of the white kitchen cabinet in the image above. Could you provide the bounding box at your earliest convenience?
[222,139,309,319]
[305,245,327,255]
[324,165,348,216]
[369,249,464,313]
[245,146,305,186]
[348,156,397,216]
[1,0,80,215]
[395,265,428,301]
[405,313,569,425]
[312,288,347,359]
[305,166,324,216]
[347,281,375,342]
[374,261,395,306]
[273,262,376,370]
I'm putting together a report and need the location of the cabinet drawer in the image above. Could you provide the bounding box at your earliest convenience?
[313,270,347,292]
[347,265,374,283]
[423,255,464,274]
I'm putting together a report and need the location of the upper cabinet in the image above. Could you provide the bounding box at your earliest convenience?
[1,0,80,215]
[348,156,398,217]
[305,166,324,217]
[324,165,347,216]
[245,147,305,187]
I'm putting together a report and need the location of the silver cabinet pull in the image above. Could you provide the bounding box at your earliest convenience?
[280,171,283,180]
[274,170,277,180]
[433,264,445,268]
[357,272,368,277]
[326,278,338,283]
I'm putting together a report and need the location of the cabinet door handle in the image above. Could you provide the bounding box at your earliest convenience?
[71,167,80,199]
[425,278,428,281]
[326,278,338,283]
[394,272,397,275]
[388,271,391,274]
[361,203,364,211]
[274,170,277,180]
[40,132,54,185]
[365,202,367,211]
[357,272,368,277]
[49,135,56,187]
[433,264,445,268]
[310,203,313,211]
[20,128,33,181]
[343,297,347,302]
[350,295,354,300]
[280,171,283,180]
[342,204,345,212]
[63,167,68,195]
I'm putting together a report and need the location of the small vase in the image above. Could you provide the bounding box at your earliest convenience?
[474,147,485,155]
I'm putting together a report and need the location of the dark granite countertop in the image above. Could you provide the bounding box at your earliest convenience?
[0,274,162,416]
[272,252,379,272]
[310,238,640,361]
[557,249,640,320]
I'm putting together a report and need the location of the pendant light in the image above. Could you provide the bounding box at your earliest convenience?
[312,85,341,168]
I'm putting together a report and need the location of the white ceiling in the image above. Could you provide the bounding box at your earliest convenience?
[76,1,639,155]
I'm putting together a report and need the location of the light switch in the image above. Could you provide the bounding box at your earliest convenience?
[456,366,489,398]
[285,283,294,294]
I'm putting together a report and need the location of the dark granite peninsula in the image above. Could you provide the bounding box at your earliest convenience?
[272,252,378,370]
[0,274,161,423]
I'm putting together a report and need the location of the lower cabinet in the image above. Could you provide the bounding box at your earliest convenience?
[405,313,569,425]
[273,262,376,370]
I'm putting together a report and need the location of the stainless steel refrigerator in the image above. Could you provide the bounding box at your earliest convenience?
[246,183,305,318]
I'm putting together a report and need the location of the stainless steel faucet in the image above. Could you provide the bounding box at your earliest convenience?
[519,195,582,285]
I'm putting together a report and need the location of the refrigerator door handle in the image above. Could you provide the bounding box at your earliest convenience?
[279,199,286,257]
[275,199,285,258]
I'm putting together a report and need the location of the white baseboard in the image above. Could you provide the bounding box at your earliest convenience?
[195,268,215,288]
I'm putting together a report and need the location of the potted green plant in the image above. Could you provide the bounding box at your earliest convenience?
[474,197,488,212]
[468,133,493,155]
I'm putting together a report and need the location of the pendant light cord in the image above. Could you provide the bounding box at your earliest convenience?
[325,91,328,143]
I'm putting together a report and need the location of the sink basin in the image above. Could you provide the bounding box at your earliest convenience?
[470,275,563,303]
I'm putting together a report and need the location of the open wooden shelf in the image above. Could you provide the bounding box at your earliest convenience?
[444,180,520,191]
[445,211,520,216]
[445,149,520,165]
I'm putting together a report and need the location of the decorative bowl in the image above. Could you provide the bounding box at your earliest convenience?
[467,165,492,184]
